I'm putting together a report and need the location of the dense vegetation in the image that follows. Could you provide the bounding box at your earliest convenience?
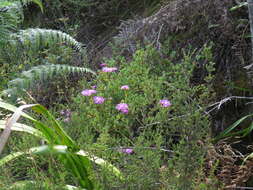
[0,0,253,189]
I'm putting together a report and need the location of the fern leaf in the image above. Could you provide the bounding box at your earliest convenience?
[11,28,85,52]
[0,0,43,43]
[2,64,96,97]
[0,2,21,42]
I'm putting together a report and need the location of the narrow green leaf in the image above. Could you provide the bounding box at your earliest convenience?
[230,2,248,11]
[30,0,43,12]
[215,114,253,140]
[0,120,43,138]
[32,104,76,147]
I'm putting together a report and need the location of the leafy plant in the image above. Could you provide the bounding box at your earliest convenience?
[215,113,253,141]
[0,0,43,43]
[0,0,90,103]
[65,45,215,189]
[0,101,122,189]
[9,28,84,53]
[2,64,95,98]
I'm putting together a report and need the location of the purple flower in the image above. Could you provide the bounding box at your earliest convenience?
[100,63,107,67]
[101,67,118,72]
[91,85,97,89]
[81,89,97,96]
[116,103,129,114]
[159,99,171,107]
[93,96,105,104]
[120,85,130,90]
[65,109,71,117]
[119,148,134,154]
[60,109,71,117]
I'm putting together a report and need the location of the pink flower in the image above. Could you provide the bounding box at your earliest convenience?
[60,109,71,117]
[119,148,134,154]
[81,89,97,96]
[100,63,107,67]
[102,67,118,72]
[91,85,97,89]
[93,96,105,104]
[120,85,130,90]
[159,99,171,107]
[116,103,129,114]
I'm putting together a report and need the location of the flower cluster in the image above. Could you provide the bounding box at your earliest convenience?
[81,65,171,115]
[159,99,171,107]
[116,103,129,114]
[81,89,97,96]
[118,148,134,154]
[60,109,72,122]
[121,85,129,90]
[93,96,105,104]
[101,67,118,73]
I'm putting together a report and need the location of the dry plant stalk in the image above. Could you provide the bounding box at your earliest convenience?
[0,104,35,155]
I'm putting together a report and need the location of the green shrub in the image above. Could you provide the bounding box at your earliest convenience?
[64,45,215,189]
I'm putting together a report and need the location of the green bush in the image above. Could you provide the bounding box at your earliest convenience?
[63,45,215,189]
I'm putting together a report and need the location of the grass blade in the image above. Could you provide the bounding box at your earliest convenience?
[215,114,253,140]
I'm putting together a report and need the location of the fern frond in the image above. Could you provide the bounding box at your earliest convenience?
[0,0,43,44]
[0,1,22,42]
[2,64,96,97]
[10,28,85,53]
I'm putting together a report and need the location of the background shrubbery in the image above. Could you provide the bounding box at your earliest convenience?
[61,45,215,189]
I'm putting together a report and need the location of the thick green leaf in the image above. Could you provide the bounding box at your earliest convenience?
[0,102,123,188]
[0,145,122,179]
[32,104,76,147]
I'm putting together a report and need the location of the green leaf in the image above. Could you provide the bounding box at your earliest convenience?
[30,0,43,12]
[215,114,253,140]
[0,101,123,189]
[2,64,95,98]
[0,145,123,180]
[230,2,248,11]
